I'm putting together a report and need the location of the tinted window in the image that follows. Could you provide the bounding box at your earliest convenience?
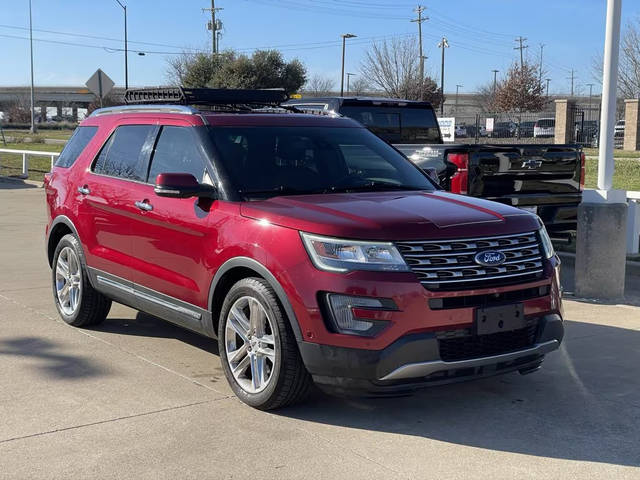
[93,125,154,182]
[209,126,434,199]
[55,126,98,168]
[537,119,555,127]
[339,105,441,143]
[148,126,205,183]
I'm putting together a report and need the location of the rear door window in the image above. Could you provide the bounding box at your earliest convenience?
[148,126,206,183]
[55,126,98,168]
[93,125,155,182]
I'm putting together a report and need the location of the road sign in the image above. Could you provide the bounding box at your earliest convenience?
[438,117,456,142]
[85,69,115,100]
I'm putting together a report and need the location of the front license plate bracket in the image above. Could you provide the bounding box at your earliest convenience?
[475,303,525,335]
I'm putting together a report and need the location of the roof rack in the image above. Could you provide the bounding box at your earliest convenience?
[124,87,288,106]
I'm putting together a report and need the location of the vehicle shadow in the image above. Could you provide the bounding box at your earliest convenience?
[0,178,39,189]
[92,312,640,467]
[0,336,108,379]
[94,311,219,355]
[275,319,640,468]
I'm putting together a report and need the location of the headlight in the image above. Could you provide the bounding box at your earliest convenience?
[538,222,555,259]
[300,233,409,272]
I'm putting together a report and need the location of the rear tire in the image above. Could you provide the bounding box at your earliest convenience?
[52,234,111,327]
[218,277,311,410]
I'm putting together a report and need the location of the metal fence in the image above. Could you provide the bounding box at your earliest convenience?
[447,112,556,144]
[0,148,59,178]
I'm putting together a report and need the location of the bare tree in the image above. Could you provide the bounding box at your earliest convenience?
[476,82,499,113]
[592,17,640,99]
[361,37,443,107]
[349,77,371,96]
[302,74,335,96]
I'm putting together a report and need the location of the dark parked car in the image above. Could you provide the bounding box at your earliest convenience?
[44,88,564,410]
[489,121,517,138]
[517,121,536,138]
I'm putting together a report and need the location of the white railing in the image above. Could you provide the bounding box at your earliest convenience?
[627,191,640,254]
[0,148,60,178]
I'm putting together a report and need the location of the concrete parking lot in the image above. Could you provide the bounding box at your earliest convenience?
[1,180,639,479]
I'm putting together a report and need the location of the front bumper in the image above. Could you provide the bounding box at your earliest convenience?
[298,313,564,396]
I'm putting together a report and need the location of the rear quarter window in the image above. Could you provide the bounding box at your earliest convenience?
[54,126,98,168]
[93,125,156,182]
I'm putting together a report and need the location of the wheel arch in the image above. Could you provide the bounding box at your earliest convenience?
[208,257,303,342]
[47,215,81,267]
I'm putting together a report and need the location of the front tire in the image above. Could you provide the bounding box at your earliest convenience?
[218,277,311,410]
[52,234,111,327]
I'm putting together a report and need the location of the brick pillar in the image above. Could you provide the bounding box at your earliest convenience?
[554,99,576,144]
[623,98,640,151]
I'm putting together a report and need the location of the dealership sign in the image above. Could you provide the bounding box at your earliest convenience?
[438,117,455,142]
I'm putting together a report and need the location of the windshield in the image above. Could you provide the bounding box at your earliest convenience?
[537,119,555,127]
[338,105,441,144]
[208,126,436,199]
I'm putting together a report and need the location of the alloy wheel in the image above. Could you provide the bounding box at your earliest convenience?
[55,246,82,316]
[225,296,277,394]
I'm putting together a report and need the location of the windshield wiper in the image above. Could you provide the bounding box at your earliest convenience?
[239,186,321,198]
[327,181,426,193]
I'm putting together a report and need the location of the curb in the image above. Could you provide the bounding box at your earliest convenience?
[557,251,640,276]
[0,176,44,188]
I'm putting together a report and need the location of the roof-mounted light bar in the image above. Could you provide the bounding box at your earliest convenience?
[124,87,288,106]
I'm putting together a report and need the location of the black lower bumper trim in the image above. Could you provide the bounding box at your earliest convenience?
[298,313,563,395]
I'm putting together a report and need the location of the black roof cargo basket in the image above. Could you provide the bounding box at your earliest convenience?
[124,87,288,106]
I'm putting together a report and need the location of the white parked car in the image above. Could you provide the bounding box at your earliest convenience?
[534,118,555,138]
[455,124,467,137]
[614,119,625,137]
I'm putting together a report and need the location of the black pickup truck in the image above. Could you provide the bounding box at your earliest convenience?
[286,96,584,237]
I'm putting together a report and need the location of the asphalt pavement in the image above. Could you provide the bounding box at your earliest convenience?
[1,179,639,479]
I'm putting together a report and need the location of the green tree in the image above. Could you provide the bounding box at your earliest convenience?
[167,49,306,95]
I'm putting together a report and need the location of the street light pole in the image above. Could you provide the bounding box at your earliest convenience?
[492,69,499,93]
[340,34,356,96]
[28,0,36,133]
[346,73,356,95]
[114,0,128,89]
[455,84,463,112]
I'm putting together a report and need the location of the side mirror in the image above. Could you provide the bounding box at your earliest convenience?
[154,173,217,199]
[424,167,440,185]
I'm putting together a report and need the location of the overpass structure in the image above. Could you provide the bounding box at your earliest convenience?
[0,86,125,122]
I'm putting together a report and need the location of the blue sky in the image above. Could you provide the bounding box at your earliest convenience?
[2,0,639,94]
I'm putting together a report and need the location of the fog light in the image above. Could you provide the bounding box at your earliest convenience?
[325,294,395,337]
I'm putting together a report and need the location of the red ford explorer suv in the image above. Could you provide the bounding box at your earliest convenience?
[44,88,564,410]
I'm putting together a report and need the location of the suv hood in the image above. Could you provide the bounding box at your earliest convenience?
[240,191,539,240]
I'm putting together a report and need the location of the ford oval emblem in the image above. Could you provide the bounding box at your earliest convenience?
[474,250,506,266]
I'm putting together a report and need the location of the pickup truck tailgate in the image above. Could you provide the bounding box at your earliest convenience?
[469,145,582,204]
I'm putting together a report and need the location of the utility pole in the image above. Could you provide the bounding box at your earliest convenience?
[202,0,223,54]
[340,33,357,96]
[346,73,356,95]
[514,36,528,69]
[411,5,428,100]
[538,43,545,85]
[567,69,576,96]
[492,69,499,93]
[438,36,449,115]
[545,78,551,97]
[28,0,36,133]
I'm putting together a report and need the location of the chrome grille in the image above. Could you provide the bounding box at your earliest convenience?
[396,231,544,290]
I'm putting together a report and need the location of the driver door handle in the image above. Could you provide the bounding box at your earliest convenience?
[77,185,90,195]
[135,200,153,212]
